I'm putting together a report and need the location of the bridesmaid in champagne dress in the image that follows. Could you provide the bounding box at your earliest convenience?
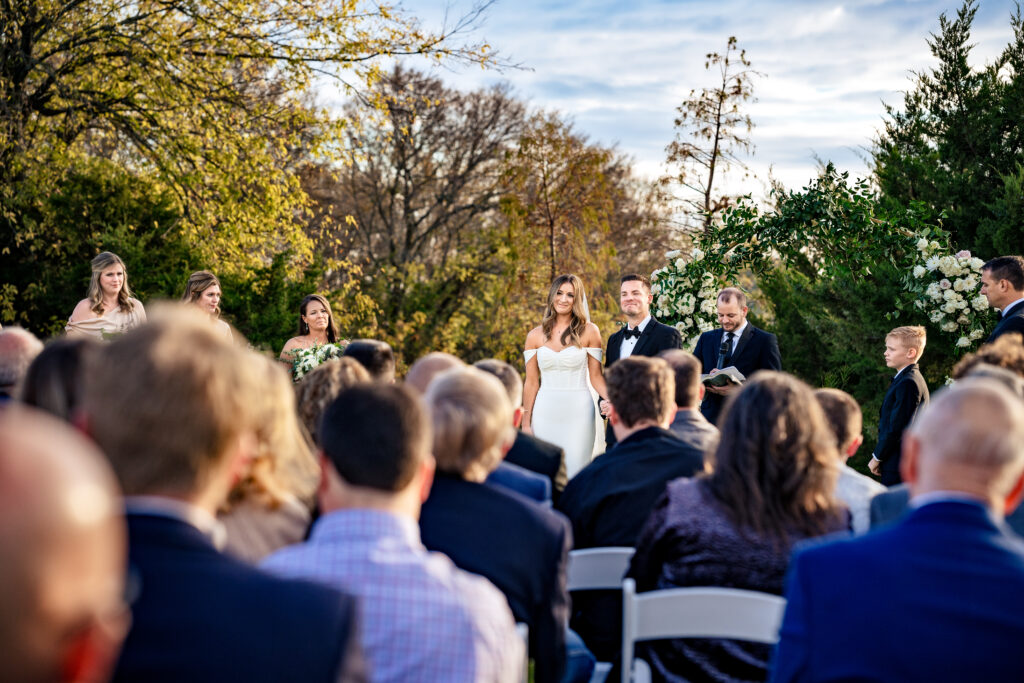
[523,274,608,479]
[66,252,146,339]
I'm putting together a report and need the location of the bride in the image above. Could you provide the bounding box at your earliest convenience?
[523,274,608,478]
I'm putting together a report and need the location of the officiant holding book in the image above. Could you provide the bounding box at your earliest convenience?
[693,287,782,426]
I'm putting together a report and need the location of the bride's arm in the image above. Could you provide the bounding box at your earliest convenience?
[584,323,608,400]
[522,328,542,435]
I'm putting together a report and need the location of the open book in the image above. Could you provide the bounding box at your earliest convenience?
[701,366,746,387]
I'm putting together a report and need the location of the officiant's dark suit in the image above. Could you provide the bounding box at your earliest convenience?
[693,323,782,426]
[603,319,681,447]
[988,299,1024,343]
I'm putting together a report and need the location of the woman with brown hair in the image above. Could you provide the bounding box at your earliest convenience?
[523,274,607,478]
[625,371,849,682]
[66,252,147,338]
[278,294,339,362]
[181,270,231,339]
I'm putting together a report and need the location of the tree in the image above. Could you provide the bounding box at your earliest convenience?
[874,0,1024,256]
[662,36,760,235]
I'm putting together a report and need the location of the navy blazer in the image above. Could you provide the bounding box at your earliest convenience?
[693,324,782,426]
[486,460,552,504]
[505,431,568,503]
[870,484,1024,537]
[988,299,1024,343]
[772,501,1024,682]
[604,317,682,447]
[874,364,929,486]
[556,426,704,660]
[419,474,572,683]
[114,513,364,683]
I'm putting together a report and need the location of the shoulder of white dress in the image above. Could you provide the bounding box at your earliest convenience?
[584,347,603,360]
[523,349,538,361]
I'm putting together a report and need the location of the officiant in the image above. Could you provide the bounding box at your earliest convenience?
[693,287,782,426]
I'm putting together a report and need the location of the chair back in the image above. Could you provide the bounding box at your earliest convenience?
[621,578,786,683]
[516,622,529,683]
[567,547,635,591]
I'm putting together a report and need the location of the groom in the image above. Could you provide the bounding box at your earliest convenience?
[602,274,682,448]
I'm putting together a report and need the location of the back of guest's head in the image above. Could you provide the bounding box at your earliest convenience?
[20,338,98,421]
[227,356,319,510]
[813,388,863,455]
[343,339,396,382]
[717,287,747,308]
[320,384,430,492]
[960,363,1024,399]
[909,378,1024,499]
[295,357,372,445]
[0,407,127,683]
[425,368,513,481]
[709,371,843,543]
[606,356,675,427]
[0,326,44,398]
[473,359,523,407]
[887,325,927,359]
[405,352,465,394]
[82,305,261,497]
[952,333,1024,380]
[657,349,702,409]
[982,255,1024,291]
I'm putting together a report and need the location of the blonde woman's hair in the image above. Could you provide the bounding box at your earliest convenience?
[87,252,136,315]
[181,270,222,317]
[541,274,589,348]
[425,367,514,481]
[227,355,320,510]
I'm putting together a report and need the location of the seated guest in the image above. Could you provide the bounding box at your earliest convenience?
[419,368,575,683]
[404,351,462,394]
[951,331,1024,380]
[295,357,371,446]
[475,358,569,502]
[814,388,884,534]
[772,379,1024,682]
[626,372,847,683]
[657,349,719,452]
[557,355,704,660]
[0,407,128,683]
[342,339,396,383]
[219,356,320,563]
[82,307,364,682]
[19,337,98,420]
[264,384,522,682]
[0,326,43,401]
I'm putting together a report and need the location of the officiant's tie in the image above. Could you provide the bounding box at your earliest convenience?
[718,331,735,369]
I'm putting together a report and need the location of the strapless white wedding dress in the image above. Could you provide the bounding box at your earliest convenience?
[524,345,604,479]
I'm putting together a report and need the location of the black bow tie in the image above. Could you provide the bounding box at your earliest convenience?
[624,327,642,340]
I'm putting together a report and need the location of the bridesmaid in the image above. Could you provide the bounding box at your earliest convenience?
[66,252,147,339]
[181,270,232,339]
[278,294,339,362]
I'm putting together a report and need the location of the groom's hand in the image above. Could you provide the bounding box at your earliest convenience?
[599,399,611,417]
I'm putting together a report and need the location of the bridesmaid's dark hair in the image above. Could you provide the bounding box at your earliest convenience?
[297,294,338,343]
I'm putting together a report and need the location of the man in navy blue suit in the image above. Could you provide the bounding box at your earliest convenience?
[693,287,782,426]
[981,255,1024,343]
[771,378,1024,683]
[82,309,365,683]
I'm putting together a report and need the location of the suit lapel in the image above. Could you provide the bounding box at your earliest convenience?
[631,318,659,357]
[729,324,756,365]
[606,328,622,366]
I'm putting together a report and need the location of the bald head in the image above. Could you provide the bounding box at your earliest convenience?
[404,352,465,394]
[0,326,44,397]
[905,379,1024,510]
[0,408,127,683]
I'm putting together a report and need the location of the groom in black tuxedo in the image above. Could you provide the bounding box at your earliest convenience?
[693,287,782,426]
[602,274,682,448]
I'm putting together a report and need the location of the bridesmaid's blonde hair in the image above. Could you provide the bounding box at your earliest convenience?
[541,274,589,348]
[86,251,136,315]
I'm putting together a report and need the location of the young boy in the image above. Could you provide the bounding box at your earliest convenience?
[869,326,930,486]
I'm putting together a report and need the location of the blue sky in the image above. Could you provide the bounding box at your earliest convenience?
[378,0,1019,199]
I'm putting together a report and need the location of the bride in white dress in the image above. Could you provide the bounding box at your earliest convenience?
[523,274,608,478]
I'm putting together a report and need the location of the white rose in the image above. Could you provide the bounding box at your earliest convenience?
[939,278,952,290]
[972,295,988,311]
[916,238,929,251]
[684,317,693,328]
[942,302,956,314]
[651,283,660,294]
[691,247,705,261]
[941,321,958,332]
[956,336,971,347]
[665,250,681,259]
[930,240,940,250]
[957,315,970,325]
[970,257,984,270]
[929,310,945,322]
[913,265,927,278]
[970,328,984,340]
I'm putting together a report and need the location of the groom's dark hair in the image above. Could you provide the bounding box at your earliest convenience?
[620,273,651,290]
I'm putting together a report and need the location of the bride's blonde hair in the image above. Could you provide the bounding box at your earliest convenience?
[541,274,589,348]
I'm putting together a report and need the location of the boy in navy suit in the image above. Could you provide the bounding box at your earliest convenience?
[869,325,929,486]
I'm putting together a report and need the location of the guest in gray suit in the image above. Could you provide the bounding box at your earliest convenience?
[657,349,718,454]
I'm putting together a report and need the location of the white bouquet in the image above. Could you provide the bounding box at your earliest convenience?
[910,240,990,350]
[651,247,719,349]
[290,342,349,381]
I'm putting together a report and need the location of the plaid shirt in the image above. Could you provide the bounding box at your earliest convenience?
[262,509,522,683]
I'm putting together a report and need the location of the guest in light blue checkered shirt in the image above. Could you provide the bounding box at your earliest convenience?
[262,383,522,683]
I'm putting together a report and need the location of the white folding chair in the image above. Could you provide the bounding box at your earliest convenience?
[567,547,635,591]
[567,548,635,683]
[620,578,786,683]
[516,622,529,683]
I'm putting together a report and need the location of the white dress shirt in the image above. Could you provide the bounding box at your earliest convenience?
[619,315,651,359]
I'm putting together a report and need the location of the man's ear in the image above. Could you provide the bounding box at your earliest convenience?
[900,433,921,488]
[698,384,706,401]
[608,403,621,427]
[512,406,524,429]
[318,452,332,497]
[418,454,436,503]
[845,434,864,459]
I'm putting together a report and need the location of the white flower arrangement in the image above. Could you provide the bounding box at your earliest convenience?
[909,241,990,350]
[651,247,720,349]
[290,342,349,381]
